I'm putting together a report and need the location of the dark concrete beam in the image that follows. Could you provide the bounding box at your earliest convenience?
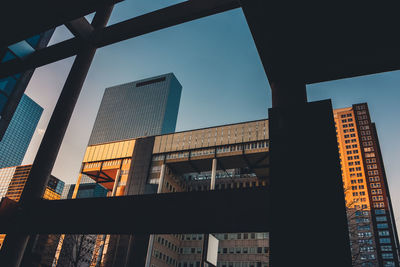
[65,17,94,43]
[0,0,122,48]
[0,0,240,79]
[0,188,270,234]
[94,0,241,47]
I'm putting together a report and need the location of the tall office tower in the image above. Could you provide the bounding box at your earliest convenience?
[0,94,43,168]
[0,164,64,250]
[334,103,399,267]
[0,29,54,140]
[88,73,182,145]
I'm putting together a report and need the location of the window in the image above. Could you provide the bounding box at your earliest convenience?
[382,253,393,259]
[381,245,392,252]
[375,209,385,215]
[376,216,387,222]
[377,223,389,229]
[379,231,390,236]
[380,238,391,244]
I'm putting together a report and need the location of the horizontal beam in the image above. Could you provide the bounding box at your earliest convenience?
[0,187,270,234]
[304,50,400,84]
[0,0,122,48]
[0,0,240,79]
[94,0,241,47]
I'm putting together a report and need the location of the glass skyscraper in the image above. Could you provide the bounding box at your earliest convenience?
[0,30,53,140]
[88,73,182,145]
[0,94,43,168]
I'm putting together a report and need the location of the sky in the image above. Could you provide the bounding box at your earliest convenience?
[21,1,400,223]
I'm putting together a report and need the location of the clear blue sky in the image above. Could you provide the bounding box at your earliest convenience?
[22,1,400,223]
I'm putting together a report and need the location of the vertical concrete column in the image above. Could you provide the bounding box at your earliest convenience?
[72,173,83,199]
[111,169,122,197]
[0,7,114,267]
[94,168,121,266]
[157,164,166,194]
[145,163,166,267]
[210,158,217,190]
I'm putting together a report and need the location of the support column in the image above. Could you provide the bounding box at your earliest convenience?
[268,100,352,266]
[72,172,83,199]
[94,167,121,266]
[0,7,114,267]
[270,80,307,108]
[157,164,166,194]
[145,163,166,267]
[240,1,352,265]
[210,158,217,190]
[111,169,122,196]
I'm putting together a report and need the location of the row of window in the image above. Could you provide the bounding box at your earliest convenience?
[374,202,385,208]
[348,160,361,166]
[351,179,364,184]
[351,185,365,190]
[154,141,269,161]
[219,247,268,255]
[153,250,177,266]
[370,182,381,188]
[157,236,179,253]
[349,167,362,172]
[341,113,353,118]
[343,128,355,133]
[341,118,354,122]
[346,150,359,155]
[344,138,357,144]
[342,123,355,128]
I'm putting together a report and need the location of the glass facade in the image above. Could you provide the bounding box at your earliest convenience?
[88,73,182,145]
[0,30,53,139]
[62,175,108,200]
[0,94,43,168]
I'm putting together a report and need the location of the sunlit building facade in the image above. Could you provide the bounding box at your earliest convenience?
[88,73,182,146]
[0,94,43,168]
[70,119,270,267]
[0,164,64,250]
[335,103,399,267]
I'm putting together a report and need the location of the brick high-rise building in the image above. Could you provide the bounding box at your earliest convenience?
[334,103,399,267]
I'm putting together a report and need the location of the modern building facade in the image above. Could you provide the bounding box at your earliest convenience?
[43,103,398,267]
[334,103,400,267]
[88,73,182,146]
[0,29,54,140]
[0,94,43,168]
[71,119,270,267]
[61,175,108,200]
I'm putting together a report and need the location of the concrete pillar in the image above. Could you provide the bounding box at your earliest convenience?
[72,173,83,199]
[157,164,166,194]
[145,164,166,267]
[111,169,121,197]
[270,80,307,108]
[210,158,217,190]
[0,7,114,267]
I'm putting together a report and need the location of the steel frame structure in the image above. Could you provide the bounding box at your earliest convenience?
[1,0,399,266]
